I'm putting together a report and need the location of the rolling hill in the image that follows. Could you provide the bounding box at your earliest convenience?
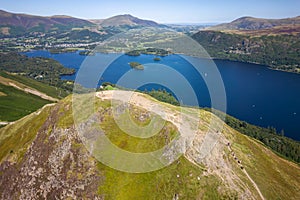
[0,90,299,199]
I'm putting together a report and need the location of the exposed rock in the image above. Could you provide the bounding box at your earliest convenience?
[0,105,103,199]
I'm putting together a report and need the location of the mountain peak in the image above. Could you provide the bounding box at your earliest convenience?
[99,14,160,27]
[50,15,73,19]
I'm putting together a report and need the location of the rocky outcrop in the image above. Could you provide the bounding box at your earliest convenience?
[0,104,102,199]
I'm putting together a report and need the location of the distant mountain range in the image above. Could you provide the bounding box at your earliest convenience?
[207,16,300,31]
[0,10,162,32]
[2,9,299,32]
[0,9,299,74]
[0,10,93,30]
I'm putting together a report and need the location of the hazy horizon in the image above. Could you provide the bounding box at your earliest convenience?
[0,0,299,24]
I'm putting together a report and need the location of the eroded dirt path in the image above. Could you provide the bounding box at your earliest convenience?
[227,144,265,200]
[242,168,265,200]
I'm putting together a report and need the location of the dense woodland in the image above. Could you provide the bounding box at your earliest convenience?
[126,48,171,56]
[0,53,74,91]
[129,62,144,70]
[192,31,300,73]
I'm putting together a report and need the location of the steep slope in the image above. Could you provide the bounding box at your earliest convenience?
[0,90,299,199]
[208,16,300,31]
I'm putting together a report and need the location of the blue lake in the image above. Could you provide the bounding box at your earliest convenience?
[25,50,300,141]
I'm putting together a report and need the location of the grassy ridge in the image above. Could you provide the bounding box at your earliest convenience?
[0,91,299,199]
[136,87,300,164]
[223,113,300,163]
[94,97,236,199]
[0,53,73,122]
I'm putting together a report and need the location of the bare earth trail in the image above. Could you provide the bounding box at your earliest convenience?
[242,168,265,200]
[226,144,265,200]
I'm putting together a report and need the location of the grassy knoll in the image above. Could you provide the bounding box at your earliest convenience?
[0,91,299,199]
[89,94,237,199]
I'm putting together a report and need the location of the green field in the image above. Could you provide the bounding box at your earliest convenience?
[0,70,73,122]
[0,83,51,121]
[0,71,69,99]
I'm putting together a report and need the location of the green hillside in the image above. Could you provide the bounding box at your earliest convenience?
[0,90,299,199]
[0,71,69,99]
[0,82,51,122]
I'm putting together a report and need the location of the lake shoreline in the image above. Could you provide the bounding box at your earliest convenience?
[24,50,300,141]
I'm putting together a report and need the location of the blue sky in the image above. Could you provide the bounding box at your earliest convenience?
[0,0,299,23]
